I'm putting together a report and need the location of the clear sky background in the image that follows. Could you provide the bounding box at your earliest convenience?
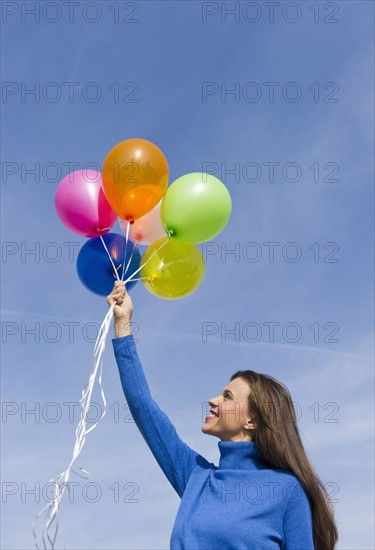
[1,1,374,549]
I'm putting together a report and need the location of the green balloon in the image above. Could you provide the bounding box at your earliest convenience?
[161,173,232,244]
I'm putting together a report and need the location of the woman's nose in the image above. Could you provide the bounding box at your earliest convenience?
[208,397,219,407]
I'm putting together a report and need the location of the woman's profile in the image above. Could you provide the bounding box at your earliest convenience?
[106,281,338,550]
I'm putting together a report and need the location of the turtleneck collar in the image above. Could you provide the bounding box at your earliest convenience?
[218,440,265,471]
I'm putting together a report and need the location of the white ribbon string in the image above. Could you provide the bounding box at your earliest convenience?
[32,303,115,550]
[123,237,169,285]
[122,276,150,282]
[121,221,130,281]
[122,239,138,281]
[99,236,120,281]
[99,226,137,282]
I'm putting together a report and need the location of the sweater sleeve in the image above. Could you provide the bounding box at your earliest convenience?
[112,334,210,498]
[282,481,315,550]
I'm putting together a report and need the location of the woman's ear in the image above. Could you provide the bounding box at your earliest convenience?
[245,414,257,432]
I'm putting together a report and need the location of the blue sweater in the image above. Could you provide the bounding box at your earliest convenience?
[112,334,315,550]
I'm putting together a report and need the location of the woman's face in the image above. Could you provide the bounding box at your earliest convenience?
[202,377,256,441]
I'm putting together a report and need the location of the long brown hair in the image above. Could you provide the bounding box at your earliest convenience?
[230,369,338,550]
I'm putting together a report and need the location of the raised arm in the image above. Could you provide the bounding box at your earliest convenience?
[107,282,210,498]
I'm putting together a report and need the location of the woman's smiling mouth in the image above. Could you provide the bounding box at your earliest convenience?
[205,409,219,421]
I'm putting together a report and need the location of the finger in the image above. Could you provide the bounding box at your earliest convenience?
[115,280,125,288]
[113,286,124,294]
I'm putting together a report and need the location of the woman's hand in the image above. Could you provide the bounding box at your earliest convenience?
[106,281,134,337]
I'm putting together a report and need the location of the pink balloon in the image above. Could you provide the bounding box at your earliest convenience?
[55,170,117,237]
[119,200,167,245]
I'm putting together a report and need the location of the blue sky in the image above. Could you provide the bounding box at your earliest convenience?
[1,1,374,548]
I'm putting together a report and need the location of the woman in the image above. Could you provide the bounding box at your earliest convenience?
[107,281,338,550]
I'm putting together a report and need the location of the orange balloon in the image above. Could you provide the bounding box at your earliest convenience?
[101,138,169,223]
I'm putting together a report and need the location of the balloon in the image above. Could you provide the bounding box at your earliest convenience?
[161,173,232,244]
[76,233,141,296]
[101,138,169,223]
[55,170,117,238]
[139,237,205,299]
[119,200,167,245]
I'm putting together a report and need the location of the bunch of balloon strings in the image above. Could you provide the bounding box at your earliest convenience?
[32,223,168,550]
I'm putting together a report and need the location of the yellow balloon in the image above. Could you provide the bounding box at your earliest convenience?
[140,237,205,299]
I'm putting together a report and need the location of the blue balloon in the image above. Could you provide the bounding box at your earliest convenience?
[76,233,141,296]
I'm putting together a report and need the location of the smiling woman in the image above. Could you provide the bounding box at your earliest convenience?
[106,282,338,550]
[202,379,257,441]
